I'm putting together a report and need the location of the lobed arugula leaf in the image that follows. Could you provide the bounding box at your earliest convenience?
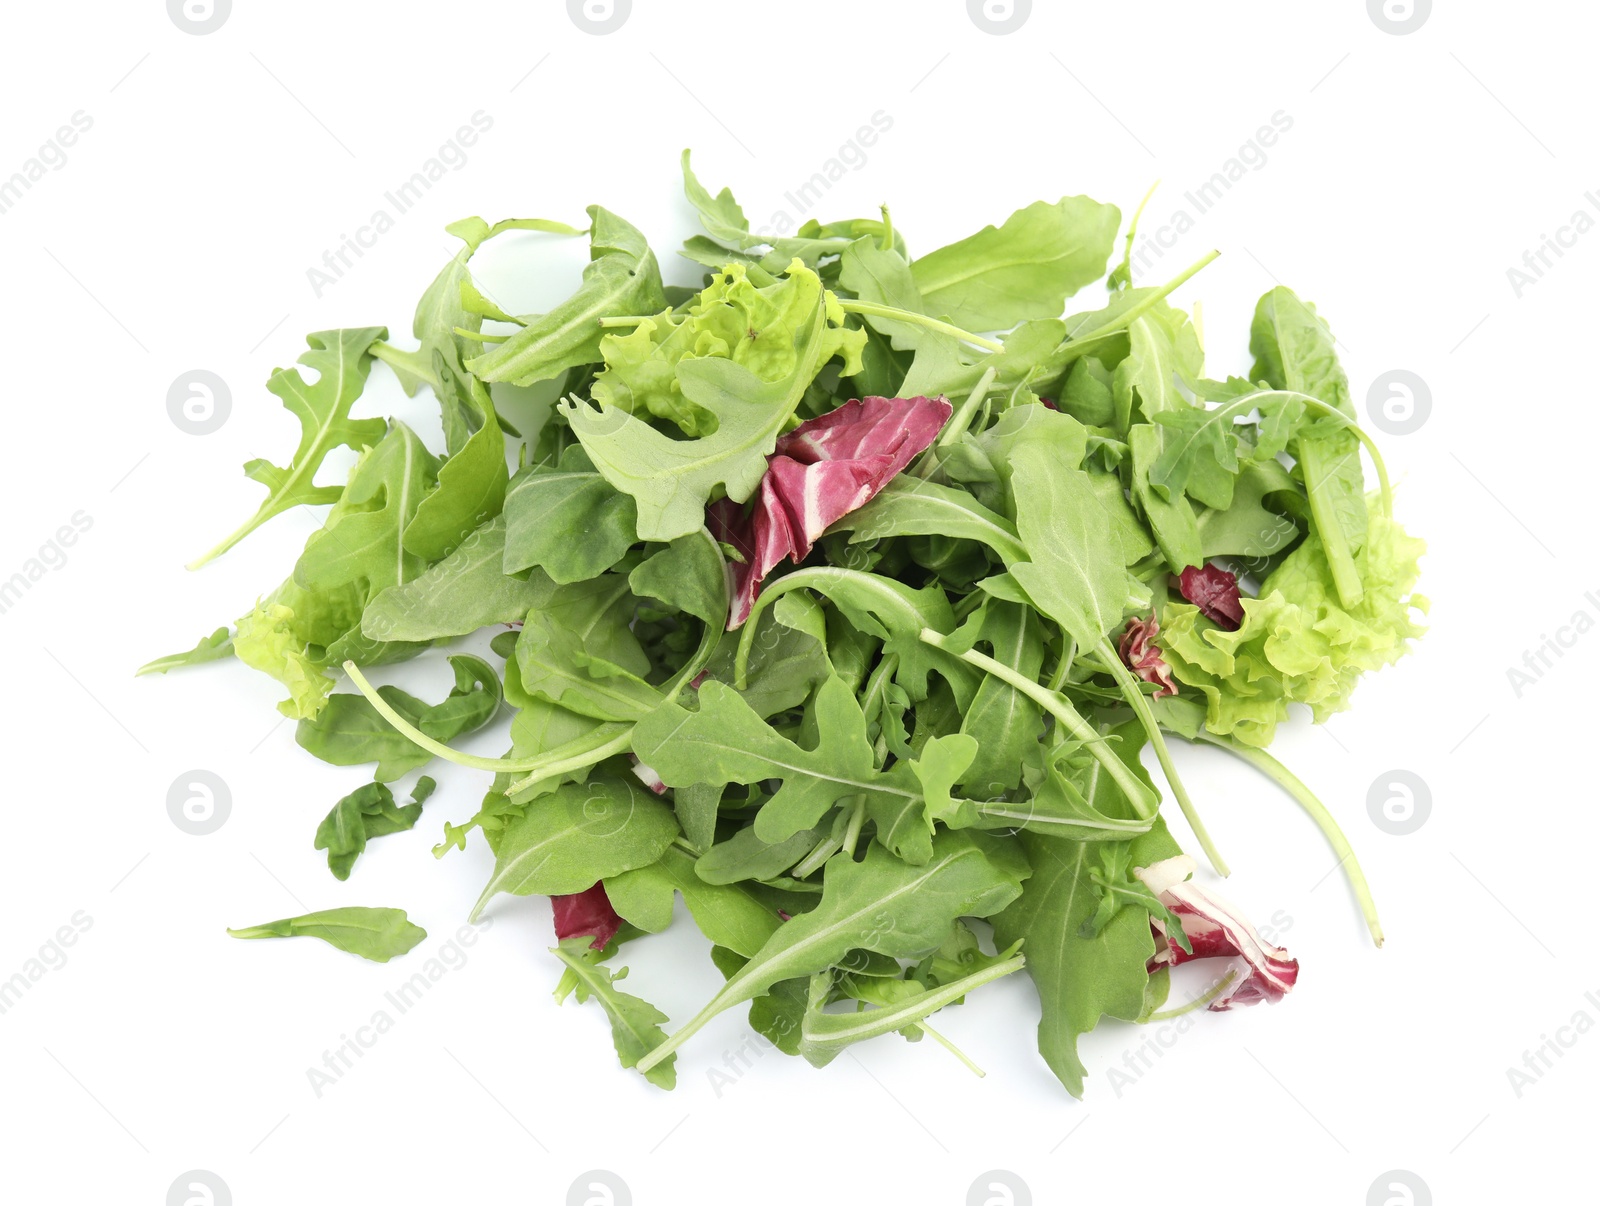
[551,937,677,1090]
[191,328,388,569]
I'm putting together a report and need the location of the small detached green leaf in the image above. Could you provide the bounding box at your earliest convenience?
[315,777,437,881]
[137,627,234,676]
[227,907,426,963]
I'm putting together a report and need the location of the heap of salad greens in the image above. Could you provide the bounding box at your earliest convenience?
[146,151,1424,1097]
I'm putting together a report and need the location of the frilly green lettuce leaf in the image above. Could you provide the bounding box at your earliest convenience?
[1159,502,1426,746]
[591,259,866,437]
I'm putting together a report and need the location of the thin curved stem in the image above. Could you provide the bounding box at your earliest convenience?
[919,629,1156,820]
[1098,641,1230,878]
[343,660,632,776]
[835,299,1005,353]
[1147,969,1238,1020]
[937,366,998,449]
[1189,729,1384,947]
[1066,249,1221,345]
[1166,388,1393,519]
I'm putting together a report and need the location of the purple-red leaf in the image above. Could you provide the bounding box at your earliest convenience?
[552,882,623,951]
[1135,856,1299,1011]
[715,395,951,627]
[1177,564,1245,630]
[1118,615,1178,698]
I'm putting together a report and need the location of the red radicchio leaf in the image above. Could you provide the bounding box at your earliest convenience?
[1135,856,1299,1011]
[551,882,623,951]
[1177,563,1245,630]
[714,395,951,628]
[1118,615,1178,699]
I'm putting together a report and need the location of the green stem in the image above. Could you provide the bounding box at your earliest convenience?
[790,833,842,880]
[369,341,439,392]
[937,366,998,449]
[800,955,1026,1063]
[840,795,867,858]
[914,1018,985,1077]
[343,660,632,777]
[1065,249,1221,346]
[1147,969,1238,1020]
[1097,641,1230,878]
[1189,729,1384,947]
[919,629,1156,820]
[835,300,1005,353]
[878,203,894,253]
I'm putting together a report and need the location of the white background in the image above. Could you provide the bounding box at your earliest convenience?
[0,2,1592,1203]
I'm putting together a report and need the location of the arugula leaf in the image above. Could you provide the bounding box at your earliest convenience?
[628,529,727,627]
[136,627,233,676]
[956,602,1045,798]
[680,149,760,250]
[514,575,663,721]
[605,845,785,958]
[830,478,1026,563]
[373,215,582,408]
[911,197,1121,332]
[401,359,508,562]
[467,207,666,387]
[315,777,436,881]
[797,946,1026,1068]
[227,907,426,963]
[551,937,677,1089]
[694,825,821,885]
[471,774,679,921]
[839,235,929,351]
[502,445,638,584]
[191,328,387,568]
[1005,437,1128,650]
[1129,423,1203,571]
[990,833,1152,1096]
[361,516,555,643]
[1249,286,1367,607]
[296,654,502,781]
[636,831,1028,1074]
[632,676,980,864]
